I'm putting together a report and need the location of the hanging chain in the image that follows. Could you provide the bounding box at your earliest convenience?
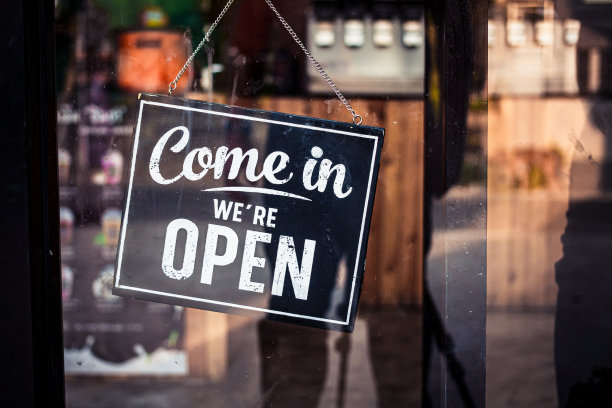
[168,0,235,95]
[262,0,362,125]
[168,0,363,125]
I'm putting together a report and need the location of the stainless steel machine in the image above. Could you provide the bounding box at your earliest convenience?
[306,0,424,96]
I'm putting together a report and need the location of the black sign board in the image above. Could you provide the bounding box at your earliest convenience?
[113,93,384,332]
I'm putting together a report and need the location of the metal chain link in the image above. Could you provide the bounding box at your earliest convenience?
[168,0,363,125]
[168,0,235,95]
[262,0,362,125]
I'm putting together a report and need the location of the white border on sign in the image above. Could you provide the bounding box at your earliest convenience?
[115,99,380,326]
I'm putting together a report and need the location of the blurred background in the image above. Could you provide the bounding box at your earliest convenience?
[487,0,612,407]
[54,0,612,407]
[56,1,428,407]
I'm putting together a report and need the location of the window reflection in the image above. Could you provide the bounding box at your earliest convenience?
[488,0,612,407]
[57,1,425,407]
[50,0,612,405]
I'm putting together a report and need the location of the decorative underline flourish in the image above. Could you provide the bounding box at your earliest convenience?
[202,187,312,201]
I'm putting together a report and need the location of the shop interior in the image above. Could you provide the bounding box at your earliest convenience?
[55,0,612,407]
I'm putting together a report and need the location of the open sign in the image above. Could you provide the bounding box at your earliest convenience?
[113,94,383,332]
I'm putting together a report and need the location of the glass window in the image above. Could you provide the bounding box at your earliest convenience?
[487,0,612,407]
[55,0,612,407]
[55,1,427,406]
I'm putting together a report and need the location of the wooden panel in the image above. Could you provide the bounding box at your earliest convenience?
[487,98,585,309]
[239,96,425,307]
[310,98,424,306]
[400,101,424,305]
[369,99,400,305]
[185,308,228,380]
[368,100,424,306]
[487,192,566,309]
[179,95,426,380]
